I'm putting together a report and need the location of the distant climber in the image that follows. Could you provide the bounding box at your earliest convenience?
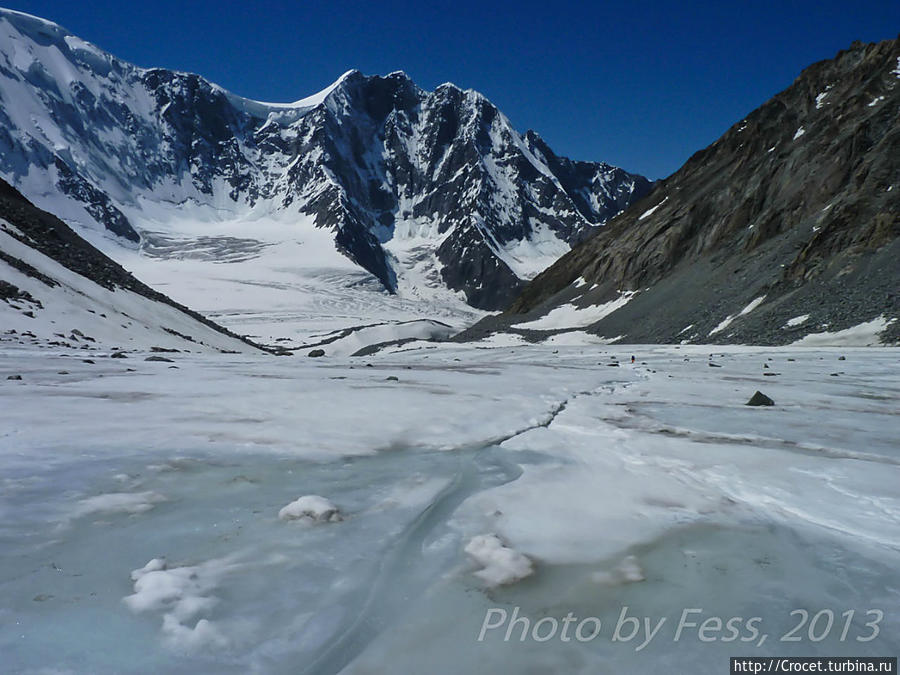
[631,355,635,364]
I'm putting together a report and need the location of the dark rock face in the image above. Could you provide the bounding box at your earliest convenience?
[471,37,899,342]
[0,11,651,310]
[0,279,42,307]
[522,131,651,240]
[53,158,139,242]
[307,349,326,358]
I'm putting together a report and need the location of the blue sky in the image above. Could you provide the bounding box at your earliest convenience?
[8,1,899,179]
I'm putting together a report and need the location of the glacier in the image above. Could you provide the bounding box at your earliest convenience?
[1,342,898,673]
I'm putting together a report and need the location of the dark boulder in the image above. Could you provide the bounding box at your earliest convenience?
[746,391,775,406]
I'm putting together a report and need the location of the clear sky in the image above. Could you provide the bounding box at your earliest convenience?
[6,1,899,179]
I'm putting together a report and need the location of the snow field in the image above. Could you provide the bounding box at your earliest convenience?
[0,341,897,673]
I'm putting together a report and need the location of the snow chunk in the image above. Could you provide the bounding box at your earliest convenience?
[124,557,233,650]
[464,534,533,587]
[784,314,810,328]
[793,127,806,140]
[638,196,668,220]
[125,564,212,614]
[591,555,646,585]
[792,315,896,347]
[132,557,168,581]
[868,95,885,107]
[74,491,166,517]
[278,495,342,523]
[161,615,228,651]
[162,615,228,651]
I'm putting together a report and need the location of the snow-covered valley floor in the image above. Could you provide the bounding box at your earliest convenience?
[1,342,898,673]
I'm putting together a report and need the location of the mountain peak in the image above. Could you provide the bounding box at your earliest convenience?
[0,7,70,38]
[0,8,652,311]
[275,69,362,109]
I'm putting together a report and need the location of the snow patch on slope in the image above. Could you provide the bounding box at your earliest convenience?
[638,196,668,220]
[791,315,896,346]
[494,223,571,279]
[514,291,637,330]
[709,296,766,337]
[784,314,810,328]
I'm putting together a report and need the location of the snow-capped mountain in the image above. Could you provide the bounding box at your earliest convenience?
[0,8,650,311]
